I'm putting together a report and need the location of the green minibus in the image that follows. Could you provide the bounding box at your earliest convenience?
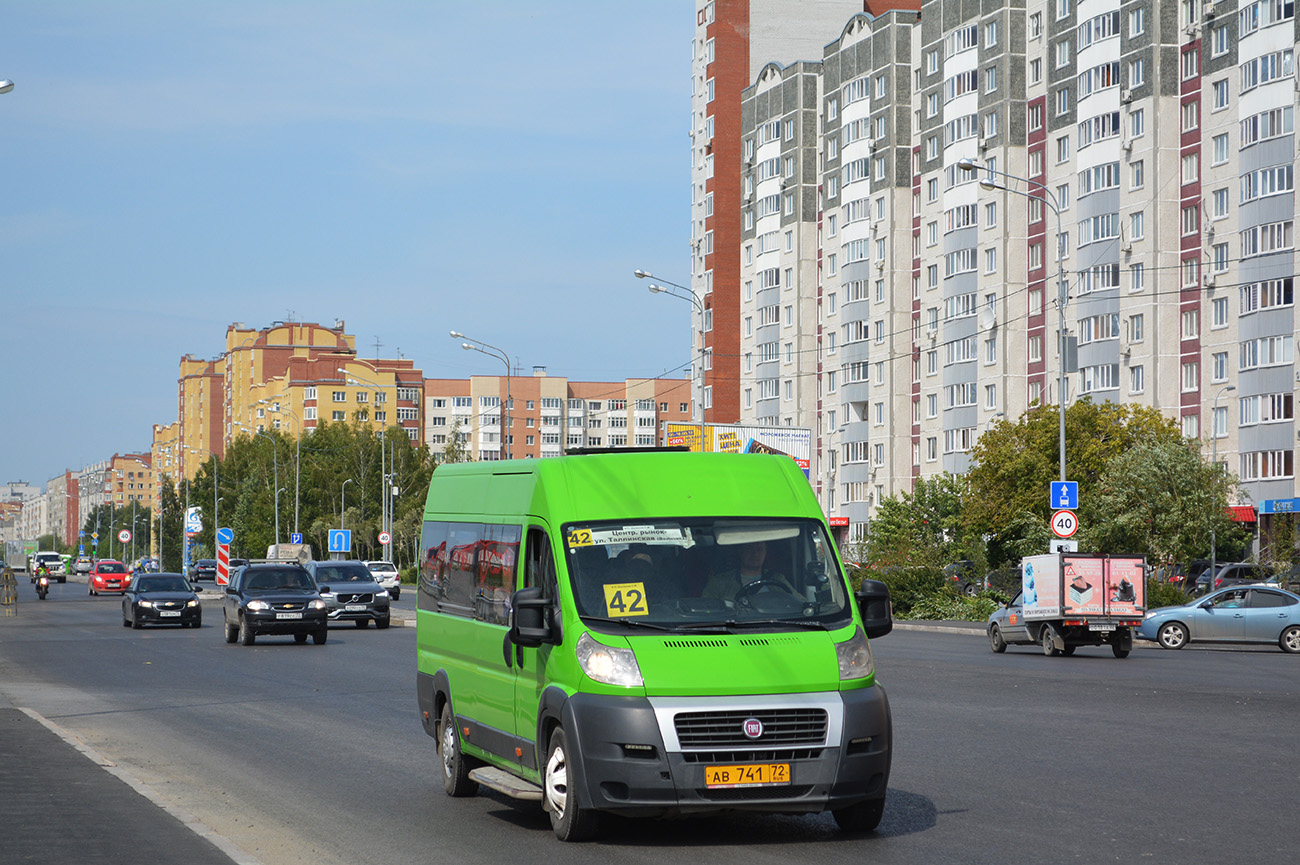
[416,450,893,841]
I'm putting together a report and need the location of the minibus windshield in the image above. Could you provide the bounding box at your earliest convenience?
[562,518,853,631]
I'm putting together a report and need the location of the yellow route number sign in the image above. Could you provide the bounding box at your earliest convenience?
[602,582,649,617]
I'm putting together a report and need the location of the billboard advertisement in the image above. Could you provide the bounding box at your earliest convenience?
[664,423,812,476]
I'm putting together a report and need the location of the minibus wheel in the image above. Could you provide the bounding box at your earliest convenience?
[544,727,599,841]
[832,796,885,833]
[439,703,479,797]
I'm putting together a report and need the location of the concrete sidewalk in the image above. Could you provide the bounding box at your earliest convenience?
[0,706,253,865]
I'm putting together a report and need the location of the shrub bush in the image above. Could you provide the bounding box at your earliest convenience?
[1145,578,1188,610]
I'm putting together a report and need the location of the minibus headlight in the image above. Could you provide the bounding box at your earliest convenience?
[836,626,874,680]
[576,632,643,687]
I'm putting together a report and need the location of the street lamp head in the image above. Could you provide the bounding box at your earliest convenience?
[648,285,665,294]
[461,343,473,351]
[0,81,13,95]
[979,178,1001,192]
[957,157,978,172]
[449,330,464,339]
[634,269,651,279]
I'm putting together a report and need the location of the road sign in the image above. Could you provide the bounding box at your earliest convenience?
[216,540,231,586]
[328,529,352,554]
[91,532,99,541]
[1051,481,1078,510]
[1051,510,1079,538]
[78,545,85,555]
[378,531,391,546]
[216,527,233,546]
[185,506,203,535]
[78,531,84,539]
[118,529,132,543]
[290,532,303,544]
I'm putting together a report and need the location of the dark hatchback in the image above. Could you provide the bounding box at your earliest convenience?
[191,559,218,581]
[122,573,202,629]
[223,563,328,646]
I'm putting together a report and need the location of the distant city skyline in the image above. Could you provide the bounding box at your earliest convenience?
[1,2,694,485]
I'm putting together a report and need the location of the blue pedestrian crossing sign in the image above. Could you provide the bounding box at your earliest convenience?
[328,529,352,553]
[1051,481,1078,510]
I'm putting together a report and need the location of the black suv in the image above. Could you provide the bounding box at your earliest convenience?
[223,562,328,645]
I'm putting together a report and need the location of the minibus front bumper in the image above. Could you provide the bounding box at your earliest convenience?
[557,685,891,817]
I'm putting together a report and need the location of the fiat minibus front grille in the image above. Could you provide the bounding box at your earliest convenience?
[674,709,827,748]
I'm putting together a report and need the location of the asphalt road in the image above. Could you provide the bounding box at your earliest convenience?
[1,579,1296,865]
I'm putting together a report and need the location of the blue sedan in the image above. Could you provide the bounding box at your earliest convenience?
[1136,585,1300,653]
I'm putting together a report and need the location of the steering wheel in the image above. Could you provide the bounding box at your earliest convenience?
[734,577,796,608]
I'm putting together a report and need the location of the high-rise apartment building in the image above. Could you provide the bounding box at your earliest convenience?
[691,1,874,422]
[424,371,691,462]
[707,0,1297,540]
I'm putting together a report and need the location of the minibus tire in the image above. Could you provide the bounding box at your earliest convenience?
[439,703,479,797]
[832,796,885,833]
[545,727,598,842]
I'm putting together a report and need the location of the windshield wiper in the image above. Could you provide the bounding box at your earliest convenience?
[679,619,829,632]
[580,616,676,632]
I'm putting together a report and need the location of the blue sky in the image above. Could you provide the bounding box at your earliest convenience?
[1,2,693,486]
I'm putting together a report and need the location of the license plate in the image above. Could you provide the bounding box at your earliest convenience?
[275,612,303,620]
[1090,623,1116,632]
[345,604,366,612]
[159,610,181,617]
[704,763,790,789]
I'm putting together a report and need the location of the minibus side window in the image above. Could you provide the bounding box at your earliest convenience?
[524,527,558,603]
[474,524,520,626]
[440,523,481,617]
[418,521,449,611]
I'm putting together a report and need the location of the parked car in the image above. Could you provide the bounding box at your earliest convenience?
[304,560,391,628]
[222,562,328,646]
[88,560,131,595]
[1137,585,1300,653]
[944,560,981,597]
[191,559,218,581]
[363,560,401,599]
[74,556,93,575]
[1195,562,1272,594]
[122,573,202,629]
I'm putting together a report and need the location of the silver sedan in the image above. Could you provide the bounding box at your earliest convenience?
[1135,585,1300,653]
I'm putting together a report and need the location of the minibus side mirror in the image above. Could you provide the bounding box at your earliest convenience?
[855,578,893,640]
[510,586,559,648]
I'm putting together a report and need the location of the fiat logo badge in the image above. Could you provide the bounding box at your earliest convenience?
[743,718,763,739]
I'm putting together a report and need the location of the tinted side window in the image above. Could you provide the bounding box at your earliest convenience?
[1250,590,1294,608]
[418,520,449,613]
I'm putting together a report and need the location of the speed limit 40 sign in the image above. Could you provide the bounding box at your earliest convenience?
[378,531,392,546]
[1051,510,1079,538]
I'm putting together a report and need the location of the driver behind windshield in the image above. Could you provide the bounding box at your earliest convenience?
[702,540,795,600]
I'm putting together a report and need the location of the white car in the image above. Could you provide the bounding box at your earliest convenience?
[364,560,401,600]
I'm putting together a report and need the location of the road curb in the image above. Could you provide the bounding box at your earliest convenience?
[19,708,265,865]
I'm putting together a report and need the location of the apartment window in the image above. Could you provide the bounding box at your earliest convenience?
[1131,211,1145,240]
[1213,79,1229,110]
[1055,87,1072,117]
[1213,351,1228,381]
[1030,12,1043,38]
[1129,8,1145,34]
[1213,243,1229,273]
[1030,58,1042,85]
[1055,39,1071,69]
[1056,136,1070,163]
[1029,335,1043,362]
[1130,263,1145,292]
[985,20,999,47]
[1181,154,1199,185]
[1029,104,1043,131]
[1057,0,1072,19]
[1131,109,1145,137]
[1181,49,1198,80]
[1130,58,1146,87]
[332,411,345,422]
[1131,160,1144,189]
[1130,365,1145,393]
[1182,310,1200,339]
[332,391,347,402]
[1182,101,1199,132]
[1181,204,1200,235]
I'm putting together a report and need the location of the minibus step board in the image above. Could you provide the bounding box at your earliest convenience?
[468,767,543,801]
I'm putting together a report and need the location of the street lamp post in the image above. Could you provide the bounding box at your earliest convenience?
[636,269,705,422]
[449,332,512,460]
[236,423,279,548]
[187,447,219,544]
[341,479,355,531]
[1209,384,1237,590]
[338,371,395,556]
[259,399,301,536]
[959,158,1069,485]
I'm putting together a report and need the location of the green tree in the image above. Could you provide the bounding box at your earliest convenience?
[154,474,184,572]
[1081,438,1246,566]
[965,399,1181,564]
